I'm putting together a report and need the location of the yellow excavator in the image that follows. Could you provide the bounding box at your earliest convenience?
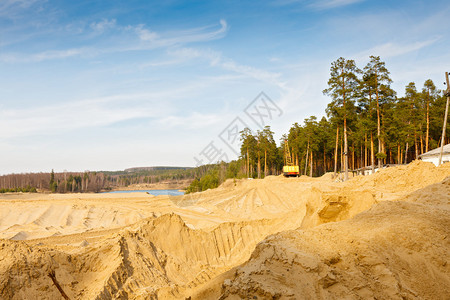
[283,140,299,177]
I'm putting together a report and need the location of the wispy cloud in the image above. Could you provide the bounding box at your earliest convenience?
[0,71,253,140]
[0,93,172,139]
[354,38,440,61]
[90,18,116,33]
[135,26,159,42]
[220,59,284,88]
[311,0,364,9]
[0,48,90,63]
[132,19,228,47]
[166,47,286,89]
[33,48,86,60]
[0,0,47,19]
[0,0,41,11]
[157,112,225,129]
[273,0,364,10]
[0,19,228,63]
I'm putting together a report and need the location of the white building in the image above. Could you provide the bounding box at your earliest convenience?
[419,143,450,166]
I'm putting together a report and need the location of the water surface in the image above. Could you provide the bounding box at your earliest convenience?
[105,189,184,196]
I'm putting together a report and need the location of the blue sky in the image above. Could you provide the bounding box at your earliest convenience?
[1,0,449,174]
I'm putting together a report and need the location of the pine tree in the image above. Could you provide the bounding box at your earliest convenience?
[422,79,439,152]
[363,56,394,168]
[240,128,257,178]
[260,126,277,176]
[49,169,57,193]
[323,57,360,181]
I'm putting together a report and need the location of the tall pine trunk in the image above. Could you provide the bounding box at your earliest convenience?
[340,135,343,174]
[371,132,375,174]
[352,143,355,171]
[376,81,382,169]
[426,94,430,152]
[365,133,368,168]
[304,140,310,175]
[420,134,424,155]
[264,150,267,177]
[247,148,249,178]
[405,142,409,164]
[344,116,349,181]
[360,143,363,169]
[334,127,339,175]
[414,133,418,159]
[257,154,261,179]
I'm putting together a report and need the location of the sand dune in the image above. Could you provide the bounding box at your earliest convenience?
[0,160,449,299]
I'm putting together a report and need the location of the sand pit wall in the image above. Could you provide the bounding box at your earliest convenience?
[300,188,377,228]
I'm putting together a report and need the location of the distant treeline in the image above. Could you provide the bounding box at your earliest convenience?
[185,161,244,193]
[0,186,37,193]
[0,166,207,193]
[186,56,450,193]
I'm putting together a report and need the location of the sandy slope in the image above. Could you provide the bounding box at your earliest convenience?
[216,178,450,299]
[0,160,449,299]
[0,192,237,240]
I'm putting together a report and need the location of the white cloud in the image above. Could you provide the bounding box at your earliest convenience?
[178,19,228,42]
[311,0,364,9]
[0,48,88,63]
[354,38,440,61]
[165,47,286,89]
[168,47,221,65]
[33,48,85,61]
[157,112,225,129]
[133,19,228,47]
[134,24,159,42]
[0,0,41,10]
[138,47,216,68]
[220,59,285,88]
[0,72,255,140]
[269,57,281,63]
[0,93,172,139]
[1,19,228,63]
[0,0,46,19]
[273,0,364,9]
[90,18,116,33]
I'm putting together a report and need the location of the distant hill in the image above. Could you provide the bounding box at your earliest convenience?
[124,166,193,173]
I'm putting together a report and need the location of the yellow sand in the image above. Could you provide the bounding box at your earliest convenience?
[0,160,449,299]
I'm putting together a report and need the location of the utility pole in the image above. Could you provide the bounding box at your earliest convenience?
[438,72,450,165]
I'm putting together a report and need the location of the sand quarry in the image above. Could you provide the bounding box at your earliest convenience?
[0,160,449,299]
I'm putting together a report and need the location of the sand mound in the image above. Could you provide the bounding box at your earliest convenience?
[320,172,336,181]
[215,180,450,299]
[0,161,449,299]
[180,176,335,221]
[347,160,450,193]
